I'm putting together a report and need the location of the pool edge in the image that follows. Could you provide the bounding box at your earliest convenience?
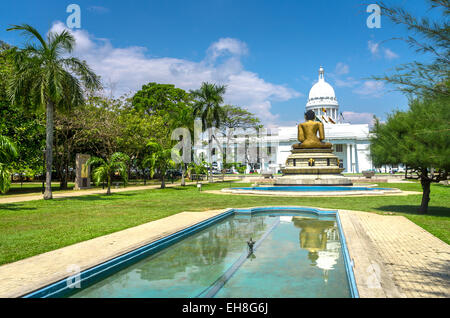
[23,206,359,299]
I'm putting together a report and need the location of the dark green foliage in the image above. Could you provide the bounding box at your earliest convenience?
[371,94,449,213]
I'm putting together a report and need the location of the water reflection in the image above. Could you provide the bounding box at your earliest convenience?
[72,215,273,297]
[71,214,349,298]
[292,217,340,282]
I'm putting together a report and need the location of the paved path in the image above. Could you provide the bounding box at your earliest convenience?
[339,210,450,298]
[0,178,236,204]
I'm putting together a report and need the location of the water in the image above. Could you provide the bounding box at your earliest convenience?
[233,186,389,192]
[70,212,351,298]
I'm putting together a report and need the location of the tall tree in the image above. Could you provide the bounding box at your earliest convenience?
[370,93,449,214]
[374,0,450,97]
[190,82,226,182]
[132,82,194,186]
[7,24,101,199]
[217,105,261,178]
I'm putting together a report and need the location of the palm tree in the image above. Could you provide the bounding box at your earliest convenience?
[7,24,100,199]
[190,82,226,182]
[0,135,18,194]
[190,82,226,129]
[87,152,130,195]
[144,141,176,189]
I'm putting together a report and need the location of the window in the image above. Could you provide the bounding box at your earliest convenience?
[336,144,343,152]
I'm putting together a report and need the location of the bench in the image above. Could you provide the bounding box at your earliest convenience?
[113,182,123,189]
[362,171,375,179]
[262,172,274,179]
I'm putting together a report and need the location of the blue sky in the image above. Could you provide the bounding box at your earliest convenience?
[0,0,436,126]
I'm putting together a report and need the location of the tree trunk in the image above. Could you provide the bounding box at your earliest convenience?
[419,177,431,214]
[106,175,111,195]
[161,174,166,189]
[209,165,213,183]
[44,100,54,200]
[181,164,186,186]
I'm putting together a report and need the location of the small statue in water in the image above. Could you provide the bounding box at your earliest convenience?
[293,110,332,149]
[247,237,255,255]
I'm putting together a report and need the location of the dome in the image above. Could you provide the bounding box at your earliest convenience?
[306,66,338,107]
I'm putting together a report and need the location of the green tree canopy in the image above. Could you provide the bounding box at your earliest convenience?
[370,93,449,213]
[132,82,192,127]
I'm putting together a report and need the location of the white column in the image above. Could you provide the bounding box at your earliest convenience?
[346,144,351,173]
[352,143,356,173]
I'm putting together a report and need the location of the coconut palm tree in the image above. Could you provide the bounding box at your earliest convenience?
[0,135,18,194]
[190,82,226,182]
[190,82,226,129]
[87,152,130,195]
[144,141,176,189]
[7,24,100,199]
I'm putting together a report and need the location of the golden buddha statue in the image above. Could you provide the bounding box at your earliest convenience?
[293,110,332,149]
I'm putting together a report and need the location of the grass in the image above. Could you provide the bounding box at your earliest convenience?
[0,180,448,265]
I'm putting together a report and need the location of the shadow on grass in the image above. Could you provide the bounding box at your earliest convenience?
[53,192,136,202]
[0,203,37,211]
[3,186,75,196]
[375,205,450,217]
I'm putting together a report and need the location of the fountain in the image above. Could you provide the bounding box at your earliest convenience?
[275,110,352,186]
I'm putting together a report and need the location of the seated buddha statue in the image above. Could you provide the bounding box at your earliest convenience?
[293,110,332,149]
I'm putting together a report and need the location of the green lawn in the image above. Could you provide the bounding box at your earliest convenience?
[0,181,448,265]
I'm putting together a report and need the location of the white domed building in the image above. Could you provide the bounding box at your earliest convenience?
[306,66,339,123]
[208,66,374,174]
[270,66,373,173]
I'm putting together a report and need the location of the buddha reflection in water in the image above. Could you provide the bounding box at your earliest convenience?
[293,217,340,282]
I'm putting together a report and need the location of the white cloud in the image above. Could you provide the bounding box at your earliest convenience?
[383,48,399,60]
[329,63,359,88]
[353,80,385,97]
[334,77,359,88]
[342,111,375,126]
[335,62,349,75]
[48,21,301,124]
[207,37,248,61]
[368,40,379,54]
[368,40,399,60]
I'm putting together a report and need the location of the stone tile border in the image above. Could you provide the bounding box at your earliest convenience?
[207,189,421,197]
[0,206,447,298]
